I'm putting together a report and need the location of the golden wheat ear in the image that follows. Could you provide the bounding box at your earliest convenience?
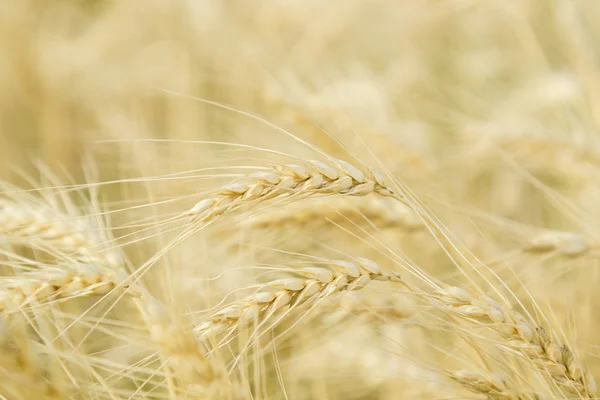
[0,263,130,313]
[132,293,219,387]
[196,257,400,345]
[450,370,542,400]
[237,195,424,232]
[186,158,405,224]
[0,181,125,269]
[0,315,61,399]
[433,286,598,398]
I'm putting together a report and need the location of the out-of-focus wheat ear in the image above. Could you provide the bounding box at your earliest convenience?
[0,197,124,269]
[322,291,416,325]
[451,370,543,400]
[133,294,217,387]
[0,264,130,313]
[522,230,598,258]
[264,95,436,177]
[475,135,600,181]
[0,315,61,399]
[195,258,401,343]
[238,195,424,232]
[186,159,407,224]
[434,286,598,398]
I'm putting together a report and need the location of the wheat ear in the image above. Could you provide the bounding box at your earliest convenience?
[133,294,216,387]
[0,315,60,399]
[435,286,597,397]
[195,257,400,340]
[522,230,598,258]
[323,291,415,325]
[0,198,123,268]
[187,159,404,223]
[451,370,542,400]
[0,264,129,313]
[239,195,424,232]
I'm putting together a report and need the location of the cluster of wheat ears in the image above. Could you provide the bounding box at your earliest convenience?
[3,0,600,399]
[1,150,598,400]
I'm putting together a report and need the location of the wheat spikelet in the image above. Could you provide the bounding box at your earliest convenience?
[434,286,598,397]
[187,159,404,223]
[195,257,401,340]
[451,370,542,400]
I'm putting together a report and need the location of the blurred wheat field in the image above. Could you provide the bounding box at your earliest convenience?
[2,0,600,399]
